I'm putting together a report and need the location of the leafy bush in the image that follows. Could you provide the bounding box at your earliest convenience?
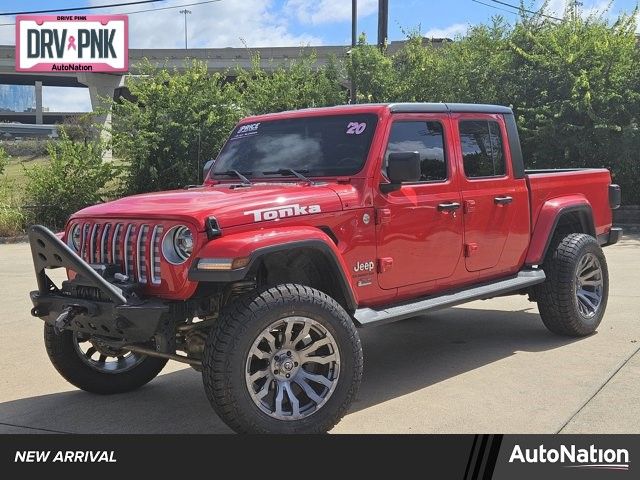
[611,127,640,205]
[0,203,24,237]
[108,6,640,204]
[113,60,243,195]
[1,139,49,158]
[0,145,8,175]
[113,55,347,195]
[23,133,118,230]
[0,154,25,236]
[60,113,100,143]
[347,35,398,103]
[238,53,347,114]
[349,8,640,204]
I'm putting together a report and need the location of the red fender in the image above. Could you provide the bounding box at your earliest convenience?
[525,195,594,265]
[194,226,358,309]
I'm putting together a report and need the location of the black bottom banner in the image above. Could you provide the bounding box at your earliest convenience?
[0,434,636,478]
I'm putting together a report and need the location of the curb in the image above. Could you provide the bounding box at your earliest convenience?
[0,234,28,244]
[618,224,640,233]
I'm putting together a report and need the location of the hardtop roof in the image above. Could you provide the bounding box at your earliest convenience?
[242,102,513,122]
[388,102,513,114]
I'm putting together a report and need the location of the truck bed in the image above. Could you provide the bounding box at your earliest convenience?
[525,168,613,238]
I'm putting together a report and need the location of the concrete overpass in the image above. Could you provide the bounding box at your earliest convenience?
[0,122,58,139]
[0,39,446,126]
[0,43,349,127]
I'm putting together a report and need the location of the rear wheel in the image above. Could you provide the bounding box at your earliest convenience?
[202,284,363,433]
[44,325,168,394]
[535,233,609,336]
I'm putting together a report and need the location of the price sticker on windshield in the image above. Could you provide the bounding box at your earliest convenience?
[346,122,367,135]
[231,122,261,140]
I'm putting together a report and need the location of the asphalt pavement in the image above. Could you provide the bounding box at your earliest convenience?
[1,235,638,433]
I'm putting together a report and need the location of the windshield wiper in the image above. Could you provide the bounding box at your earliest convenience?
[213,170,253,185]
[262,168,314,185]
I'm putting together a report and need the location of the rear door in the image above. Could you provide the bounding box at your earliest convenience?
[452,114,529,274]
[374,114,464,290]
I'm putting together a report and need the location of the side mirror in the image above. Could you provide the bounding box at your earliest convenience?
[203,159,215,181]
[382,152,421,192]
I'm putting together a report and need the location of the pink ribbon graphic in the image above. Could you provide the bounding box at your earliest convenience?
[67,35,77,50]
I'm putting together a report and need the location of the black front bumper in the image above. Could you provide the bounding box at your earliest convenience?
[28,225,168,343]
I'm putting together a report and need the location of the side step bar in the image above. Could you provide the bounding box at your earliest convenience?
[354,269,546,327]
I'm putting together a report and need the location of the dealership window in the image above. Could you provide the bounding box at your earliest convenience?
[459,120,506,178]
[384,121,447,182]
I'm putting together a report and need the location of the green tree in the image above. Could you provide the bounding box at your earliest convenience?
[351,6,640,203]
[507,10,638,157]
[390,34,445,102]
[109,6,640,204]
[237,52,347,114]
[113,60,242,195]
[348,35,398,103]
[505,8,640,202]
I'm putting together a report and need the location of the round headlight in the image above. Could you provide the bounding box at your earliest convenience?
[68,224,81,252]
[162,225,193,264]
[174,226,193,259]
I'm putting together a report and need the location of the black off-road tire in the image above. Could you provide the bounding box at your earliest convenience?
[44,325,168,394]
[535,233,609,336]
[202,284,363,434]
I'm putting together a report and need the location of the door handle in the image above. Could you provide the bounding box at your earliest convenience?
[437,202,461,212]
[494,196,513,206]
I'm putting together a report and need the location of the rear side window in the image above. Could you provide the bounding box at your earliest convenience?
[459,120,505,178]
[384,121,447,182]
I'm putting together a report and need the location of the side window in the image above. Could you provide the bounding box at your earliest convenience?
[384,121,447,182]
[459,120,506,178]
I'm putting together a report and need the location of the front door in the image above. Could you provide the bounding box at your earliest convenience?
[375,115,464,290]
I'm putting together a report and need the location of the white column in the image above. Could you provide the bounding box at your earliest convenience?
[77,73,124,161]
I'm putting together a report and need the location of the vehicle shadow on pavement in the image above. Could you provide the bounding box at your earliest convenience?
[352,306,580,413]
[0,306,581,434]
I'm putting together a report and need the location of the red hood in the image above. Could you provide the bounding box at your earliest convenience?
[72,183,345,230]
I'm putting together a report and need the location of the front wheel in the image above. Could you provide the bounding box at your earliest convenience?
[202,284,363,433]
[535,233,609,336]
[44,325,168,394]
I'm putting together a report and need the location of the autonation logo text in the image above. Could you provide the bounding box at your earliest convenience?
[509,444,630,471]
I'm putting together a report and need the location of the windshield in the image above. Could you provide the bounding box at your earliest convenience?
[211,114,378,178]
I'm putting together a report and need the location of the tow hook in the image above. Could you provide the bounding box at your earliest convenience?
[54,305,86,335]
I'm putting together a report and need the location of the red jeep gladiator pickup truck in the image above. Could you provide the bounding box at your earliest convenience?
[29,103,622,433]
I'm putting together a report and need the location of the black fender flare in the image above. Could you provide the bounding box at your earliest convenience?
[188,240,357,311]
[537,205,596,264]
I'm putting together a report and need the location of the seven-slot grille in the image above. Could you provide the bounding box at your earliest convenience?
[76,221,164,285]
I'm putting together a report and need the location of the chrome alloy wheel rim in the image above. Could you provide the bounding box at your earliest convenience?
[575,252,604,318]
[73,333,145,373]
[245,317,341,421]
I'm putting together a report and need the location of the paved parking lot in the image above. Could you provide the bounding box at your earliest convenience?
[1,235,638,434]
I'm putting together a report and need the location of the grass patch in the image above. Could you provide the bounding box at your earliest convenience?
[4,156,50,188]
